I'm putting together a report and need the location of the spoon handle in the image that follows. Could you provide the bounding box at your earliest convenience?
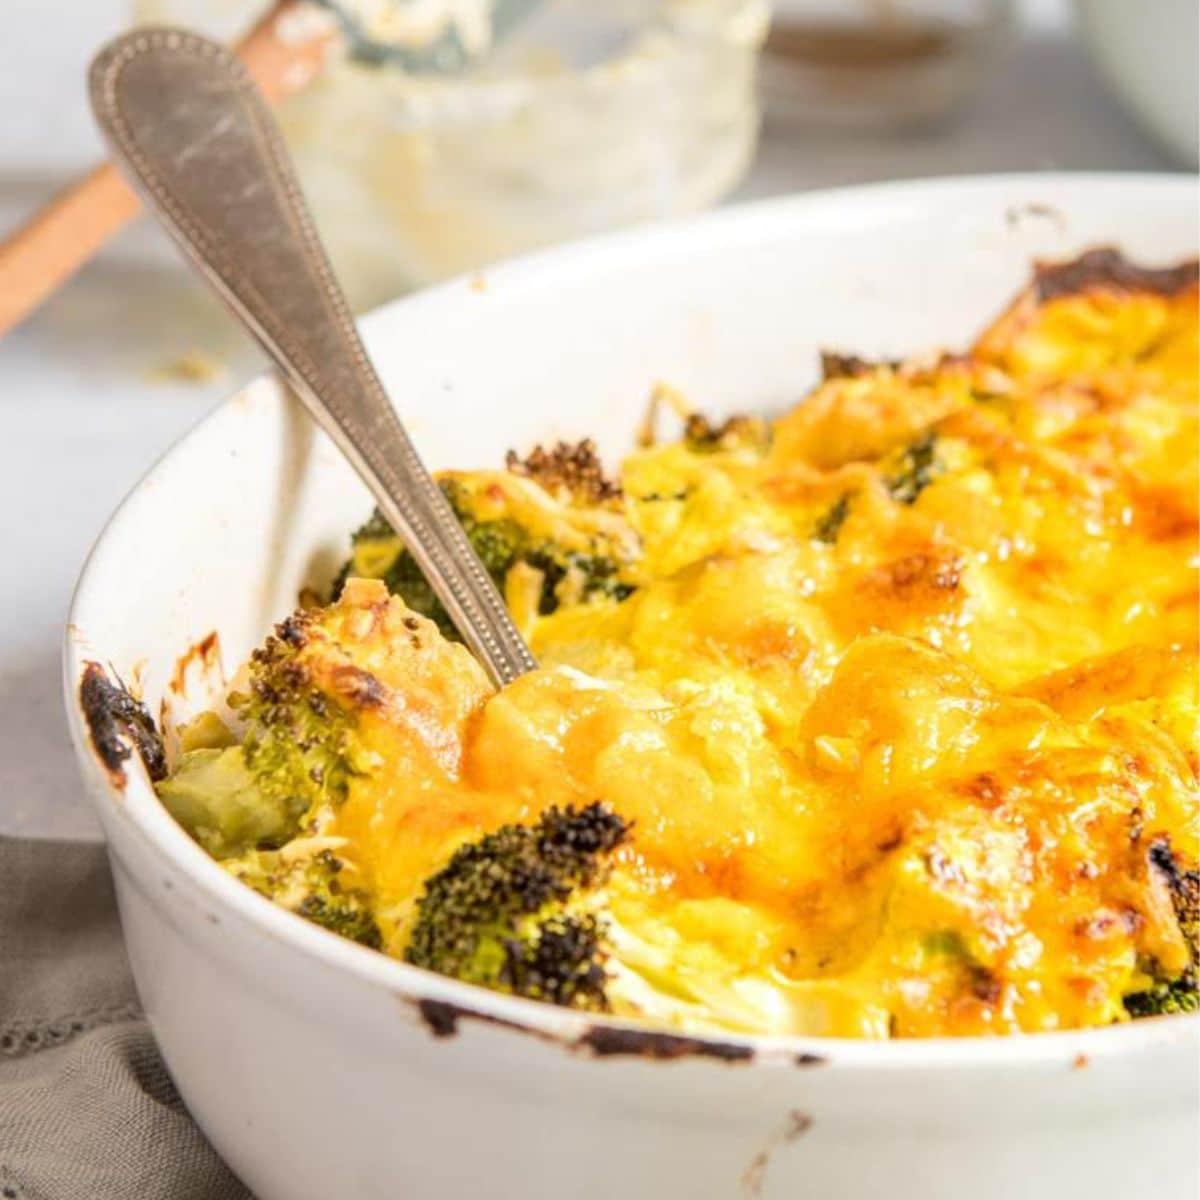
[89,28,536,688]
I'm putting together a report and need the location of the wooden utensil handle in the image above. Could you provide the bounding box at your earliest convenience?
[0,166,138,336]
[0,0,336,339]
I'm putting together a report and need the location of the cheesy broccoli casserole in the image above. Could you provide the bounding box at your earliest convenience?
[157,249,1199,1039]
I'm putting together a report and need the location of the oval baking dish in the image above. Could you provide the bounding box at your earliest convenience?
[66,174,1199,1200]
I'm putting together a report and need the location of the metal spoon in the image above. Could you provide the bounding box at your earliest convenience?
[89,27,537,688]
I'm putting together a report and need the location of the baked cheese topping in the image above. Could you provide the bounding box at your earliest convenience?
[163,251,1199,1037]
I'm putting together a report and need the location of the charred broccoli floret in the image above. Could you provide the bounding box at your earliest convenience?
[404,802,631,1009]
[504,439,621,504]
[335,478,635,638]
[224,844,381,950]
[238,613,366,814]
[157,607,375,858]
[819,351,899,380]
[683,412,771,455]
[1124,836,1200,1019]
[884,433,940,505]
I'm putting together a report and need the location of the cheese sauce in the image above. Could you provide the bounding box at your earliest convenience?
[326,258,1198,1036]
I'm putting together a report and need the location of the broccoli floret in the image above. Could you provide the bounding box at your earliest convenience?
[1150,836,1200,951]
[812,434,940,542]
[1124,835,1200,1020]
[683,412,770,455]
[819,351,899,380]
[333,490,527,638]
[404,802,631,1009]
[520,543,634,614]
[156,746,288,857]
[813,493,852,544]
[225,845,381,950]
[335,478,635,637]
[810,434,939,542]
[1124,977,1199,1018]
[239,612,365,810]
[504,439,621,504]
[884,433,940,505]
[158,606,375,858]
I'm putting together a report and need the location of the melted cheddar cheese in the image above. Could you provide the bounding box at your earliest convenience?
[297,254,1200,1036]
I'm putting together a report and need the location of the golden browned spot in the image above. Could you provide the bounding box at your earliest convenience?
[329,664,387,709]
[1127,482,1199,543]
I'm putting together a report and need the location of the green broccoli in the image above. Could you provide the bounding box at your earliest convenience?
[158,607,375,859]
[813,493,852,545]
[334,479,636,638]
[808,435,938,544]
[224,845,381,950]
[1124,836,1199,1019]
[239,613,367,812]
[156,745,284,858]
[404,802,631,1009]
[519,544,634,615]
[1124,978,1200,1018]
[884,433,940,505]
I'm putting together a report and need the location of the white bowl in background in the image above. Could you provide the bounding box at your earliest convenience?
[1075,0,1199,168]
[66,175,1199,1200]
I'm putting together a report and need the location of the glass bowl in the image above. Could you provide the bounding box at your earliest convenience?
[136,1,769,306]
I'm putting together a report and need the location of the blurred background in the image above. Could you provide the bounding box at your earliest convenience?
[109,0,1199,305]
[1,0,1196,839]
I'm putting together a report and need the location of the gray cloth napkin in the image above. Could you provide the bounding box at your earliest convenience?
[0,836,252,1200]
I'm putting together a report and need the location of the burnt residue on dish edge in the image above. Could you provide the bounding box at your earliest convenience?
[1034,247,1199,301]
[417,998,489,1039]
[577,1025,755,1062]
[79,661,167,787]
[166,630,222,696]
[80,642,807,1070]
[793,1052,828,1066]
[412,995,777,1064]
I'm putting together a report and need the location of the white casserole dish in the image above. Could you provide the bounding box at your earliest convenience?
[65,174,1200,1200]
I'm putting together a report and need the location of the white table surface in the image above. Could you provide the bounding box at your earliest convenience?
[0,0,1180,840]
